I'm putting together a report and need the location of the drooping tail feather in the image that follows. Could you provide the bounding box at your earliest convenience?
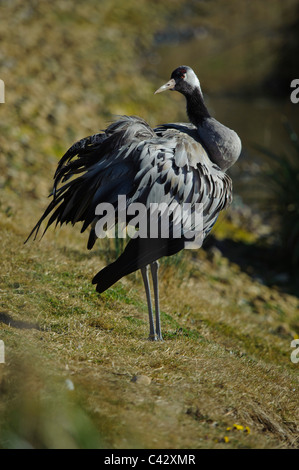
[87,227,97,250]
[92,236,185,293]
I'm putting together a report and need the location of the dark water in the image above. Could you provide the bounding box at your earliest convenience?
[208,96,299,200]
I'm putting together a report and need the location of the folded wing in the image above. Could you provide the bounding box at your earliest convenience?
[26,116,232,292]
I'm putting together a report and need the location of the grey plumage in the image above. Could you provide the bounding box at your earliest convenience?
[197,118,241,171]
[26,66,241,341]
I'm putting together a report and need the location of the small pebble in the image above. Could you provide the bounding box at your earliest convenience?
[65,378,75,391]
[131,375,151,385]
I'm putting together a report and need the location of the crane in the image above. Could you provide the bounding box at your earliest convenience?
[26,66,241,341]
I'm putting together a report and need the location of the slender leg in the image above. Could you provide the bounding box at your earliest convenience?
[150,261,163,341]
[141,265,156,340]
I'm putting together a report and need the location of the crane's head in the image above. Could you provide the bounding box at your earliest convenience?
[154,66,201,96]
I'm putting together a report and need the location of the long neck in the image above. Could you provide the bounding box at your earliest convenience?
[185,87,210,126]
[185,86,241,170]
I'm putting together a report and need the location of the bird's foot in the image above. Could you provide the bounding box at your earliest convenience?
[147,333,163,341]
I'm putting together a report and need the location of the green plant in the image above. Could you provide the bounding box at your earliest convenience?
[255,120,299,269]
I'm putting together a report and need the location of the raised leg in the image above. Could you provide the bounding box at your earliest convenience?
[141,265,156,340]
[150,260,162,341]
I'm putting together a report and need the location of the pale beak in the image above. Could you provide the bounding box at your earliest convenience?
[154,78,176,94]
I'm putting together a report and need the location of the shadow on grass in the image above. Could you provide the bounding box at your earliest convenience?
[205,235,299,298]
[0,312,41,330]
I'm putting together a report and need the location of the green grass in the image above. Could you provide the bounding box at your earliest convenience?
[254,120,299,270]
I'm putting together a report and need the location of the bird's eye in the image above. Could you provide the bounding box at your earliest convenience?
[178,68,187,79]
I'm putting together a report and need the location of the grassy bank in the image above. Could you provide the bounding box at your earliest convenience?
[0,186,298,448]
